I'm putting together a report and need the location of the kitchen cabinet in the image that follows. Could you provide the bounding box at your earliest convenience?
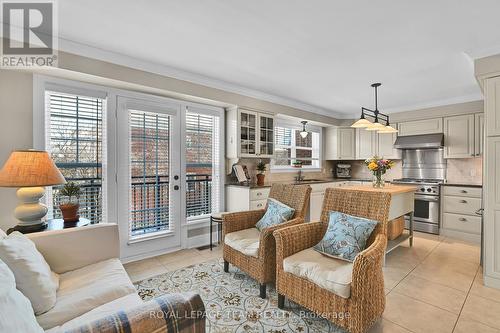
[441,185,482,243]
[485,76,500,137]
[377,125,401,159]
[226,107,274,158]
[225,186,271,212]
[398,118,443,136]
[324,127,356,160]
[443,114,475,158]
[356,129,377,160]
[475,113,485,156]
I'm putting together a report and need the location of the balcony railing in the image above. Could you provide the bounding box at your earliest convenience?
[52,173,213,237]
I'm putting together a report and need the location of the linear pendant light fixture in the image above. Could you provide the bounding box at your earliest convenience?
[351,83,398,134]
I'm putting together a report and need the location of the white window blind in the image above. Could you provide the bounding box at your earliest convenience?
[45,90,106,224]
[185,110,221,218]
[273,123,321,170]
[129,110,171,237]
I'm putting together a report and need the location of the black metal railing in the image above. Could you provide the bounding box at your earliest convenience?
[52,173,213,236]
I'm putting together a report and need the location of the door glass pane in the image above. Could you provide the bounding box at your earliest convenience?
[129,110,170,238]
[185,111,220,218]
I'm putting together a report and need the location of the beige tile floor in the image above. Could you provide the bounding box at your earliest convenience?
[124,232,500,333]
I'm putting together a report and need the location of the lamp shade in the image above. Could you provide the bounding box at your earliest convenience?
[0,150,66,187]
[351,118,372,128]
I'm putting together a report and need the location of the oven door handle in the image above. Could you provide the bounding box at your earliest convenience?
[415,195,440,202]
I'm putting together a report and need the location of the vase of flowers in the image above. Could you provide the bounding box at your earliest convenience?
[365,156,395,188]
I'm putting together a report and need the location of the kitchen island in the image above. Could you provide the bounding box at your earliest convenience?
[336,184,416,253]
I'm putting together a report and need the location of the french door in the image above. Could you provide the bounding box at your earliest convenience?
[117,96,182,260]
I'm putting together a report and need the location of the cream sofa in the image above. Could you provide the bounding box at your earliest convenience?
[23,224,140,331]
[1,223,206,333]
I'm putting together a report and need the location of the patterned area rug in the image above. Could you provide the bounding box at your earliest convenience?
[134,258,346,333]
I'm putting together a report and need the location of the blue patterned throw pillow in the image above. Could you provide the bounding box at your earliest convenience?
[255,198,295,231]
[313,211,378,262]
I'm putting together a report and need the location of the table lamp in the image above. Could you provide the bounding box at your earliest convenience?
[0,150,66,232]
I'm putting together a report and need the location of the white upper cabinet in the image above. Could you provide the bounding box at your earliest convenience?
[377,126,401,159]
[398,118,443,136]
[485,76,500,137]
[226,107,274,158]
[443,114,475,158]
[324,127,356,160]
[475,113,485,156]
[356,129,377,160]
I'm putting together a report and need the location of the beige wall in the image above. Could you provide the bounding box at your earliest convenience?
[0,70,33,230]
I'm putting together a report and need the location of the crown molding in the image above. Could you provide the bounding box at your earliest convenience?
[57,37,343,119]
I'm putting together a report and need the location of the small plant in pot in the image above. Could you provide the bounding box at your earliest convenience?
[59,182,81,223]
[256,161,267,186]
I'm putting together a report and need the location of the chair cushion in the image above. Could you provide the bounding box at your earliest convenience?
[0,228,6,239]
[313,211,377,262]
[255,198,295,231]
[46,294,143,333]
[0,259,44,333]
[283,247,353,298]
[224,227,261,258]
[0,231,59,315]
[36,258,137,329]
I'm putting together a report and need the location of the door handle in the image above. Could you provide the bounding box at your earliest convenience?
[459,217,467,222]
[460,190,468,194]
[459,200,467,203]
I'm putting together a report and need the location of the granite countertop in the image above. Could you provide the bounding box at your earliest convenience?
[225,178,388,188]
[441,182,482,188]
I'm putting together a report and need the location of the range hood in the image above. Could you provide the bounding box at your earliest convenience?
[394,133,444,149]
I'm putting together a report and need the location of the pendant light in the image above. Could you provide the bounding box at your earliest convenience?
[299,121,308,138]
[351,83,396,133]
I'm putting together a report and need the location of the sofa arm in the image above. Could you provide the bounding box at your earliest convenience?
[63,293,205,333]
[28,224,119,274]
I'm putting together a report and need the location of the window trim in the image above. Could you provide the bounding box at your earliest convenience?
[271,120,322,172]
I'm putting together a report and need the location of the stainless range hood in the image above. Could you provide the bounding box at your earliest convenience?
[394,133,444,149]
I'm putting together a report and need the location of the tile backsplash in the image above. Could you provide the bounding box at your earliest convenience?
[445,157,482,184]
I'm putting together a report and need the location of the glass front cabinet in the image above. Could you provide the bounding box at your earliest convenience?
[226,107,275,158]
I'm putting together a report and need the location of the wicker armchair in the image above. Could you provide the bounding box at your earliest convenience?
[222,183,311,298]
[273,188,391,333]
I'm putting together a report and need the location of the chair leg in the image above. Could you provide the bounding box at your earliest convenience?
[223,260,229,273]
[278,294,285,309]
[259,283,266,299]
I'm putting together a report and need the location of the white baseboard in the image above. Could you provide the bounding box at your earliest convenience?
[187,230,220,249]
[484,275,500,290]
[440,229,481,244]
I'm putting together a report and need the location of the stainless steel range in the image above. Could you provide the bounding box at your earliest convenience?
[392,178,442,234]
[391,137,447,234]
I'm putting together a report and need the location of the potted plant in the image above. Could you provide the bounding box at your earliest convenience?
[256,161,266,186]
[59,182,81,223]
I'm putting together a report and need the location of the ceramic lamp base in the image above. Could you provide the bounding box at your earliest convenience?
[13,187,48,227]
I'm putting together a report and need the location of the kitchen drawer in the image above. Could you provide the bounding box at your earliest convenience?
[250,199,267,210]
[443,195,482,215]
[250,188,270,201]
[443,186,482,198]
[442,212,481,235]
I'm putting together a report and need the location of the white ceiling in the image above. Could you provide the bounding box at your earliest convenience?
[57,0,500,118]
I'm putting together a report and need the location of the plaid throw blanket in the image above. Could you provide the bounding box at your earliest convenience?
[65,293,205,333]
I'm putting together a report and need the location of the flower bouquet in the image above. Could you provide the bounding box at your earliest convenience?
[364,156,395,188]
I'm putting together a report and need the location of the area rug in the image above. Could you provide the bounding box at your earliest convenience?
[134,258,345,333]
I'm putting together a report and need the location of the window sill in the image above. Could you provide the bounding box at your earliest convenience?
[270,167,322,173]
[127,230,174,244]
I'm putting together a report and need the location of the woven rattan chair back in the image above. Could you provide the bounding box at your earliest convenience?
[268,183,312,219]
[319,188,391,245]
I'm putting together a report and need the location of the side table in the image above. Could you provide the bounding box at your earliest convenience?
[7,218,91,235]
[210,212,227,250]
